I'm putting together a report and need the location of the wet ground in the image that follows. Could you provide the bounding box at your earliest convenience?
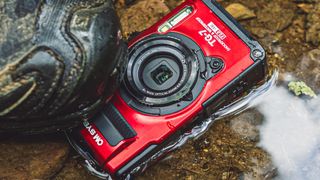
[1,0,320,179]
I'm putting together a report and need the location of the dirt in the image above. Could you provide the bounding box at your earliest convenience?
[0,134,69,180]
[138,110,275,180]
[1,0,319,179]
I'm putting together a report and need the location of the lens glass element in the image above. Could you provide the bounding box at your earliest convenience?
[151,65,173,85]
[125,35,201,107]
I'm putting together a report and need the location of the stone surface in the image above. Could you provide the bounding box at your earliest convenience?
[164,0,184,10]
[306,3,320,46]
[116,0,170,38]
[295,49,320,93]
[226,3,256,21]
[54,154,99,180]
[256,1,295,32]
[0,135,69,179]
[138,110,275,180]
[229,109,263,142]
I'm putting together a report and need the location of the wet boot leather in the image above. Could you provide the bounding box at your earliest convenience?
[0,0,127,134]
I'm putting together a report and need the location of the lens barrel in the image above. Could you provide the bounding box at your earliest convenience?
[126,35,199,106]
[122,33,207,115]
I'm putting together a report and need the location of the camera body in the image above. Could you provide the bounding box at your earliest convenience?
[68,0,267,178]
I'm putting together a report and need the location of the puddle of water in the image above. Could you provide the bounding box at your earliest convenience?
[256,84,320,180]
[219,72,320,180]
[210,70,320,179]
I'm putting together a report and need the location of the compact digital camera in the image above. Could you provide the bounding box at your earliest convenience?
[68,0,268,179]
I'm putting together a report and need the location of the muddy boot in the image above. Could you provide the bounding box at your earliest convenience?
[0,0,128,134]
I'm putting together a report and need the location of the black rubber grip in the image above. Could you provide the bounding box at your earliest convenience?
[93,104,136,146]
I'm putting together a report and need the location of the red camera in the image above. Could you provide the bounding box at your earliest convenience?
[68,0,268,179]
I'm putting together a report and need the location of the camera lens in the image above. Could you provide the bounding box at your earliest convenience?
[125,35,199,106]
[141,54,181,92]
[151,65,173,85]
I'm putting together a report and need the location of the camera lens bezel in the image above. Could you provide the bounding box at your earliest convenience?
[131,45,189,97]
[121,33,207,115]
[142,54,180,91]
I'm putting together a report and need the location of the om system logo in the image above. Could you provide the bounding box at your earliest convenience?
[83,121,104,146]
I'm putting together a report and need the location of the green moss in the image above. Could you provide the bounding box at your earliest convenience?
[288,81,317,98]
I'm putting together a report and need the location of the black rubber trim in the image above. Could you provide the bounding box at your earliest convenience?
[201,0,268,108]
[202,58,266,109]
[116,145,158,178]
[202,0,266,62]
[115,131,182,179]
[93,104,136,146]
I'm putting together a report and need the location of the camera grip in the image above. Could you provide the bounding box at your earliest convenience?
[93,104,136,147]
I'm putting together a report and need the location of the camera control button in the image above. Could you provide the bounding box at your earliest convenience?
[209,58,224,73]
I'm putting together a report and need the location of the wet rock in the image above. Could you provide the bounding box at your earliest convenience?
[294,0,318,3]
[164,0,184,10]
[306,3,320,46]
[116,0,128,7]
[54,155,99,180]
[245,0,310,73]
[117,0,136,7]
[226,3,256,21]
[257,1,295,32]
[249,27,273,39]
[138,116,275,180]
[297,3,314,13]
[0,135,69,179]
[116,0,170,38]
[295,49,320,93]
[230,109,263,142]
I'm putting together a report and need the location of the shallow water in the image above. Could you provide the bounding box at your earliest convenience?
[1,0,320,179]
[216,71,320,180]
[138,74,319,180]
[257,86,320,180]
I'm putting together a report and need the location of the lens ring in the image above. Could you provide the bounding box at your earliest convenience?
[140,54,181,91]
[125,36,199,106]
[133,46,188,96]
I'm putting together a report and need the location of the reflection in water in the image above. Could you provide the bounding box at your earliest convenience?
[257,86,320,180]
